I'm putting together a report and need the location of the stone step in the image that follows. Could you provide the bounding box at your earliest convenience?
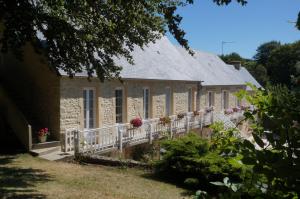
[32,140,61,150]
[30,146,61,156]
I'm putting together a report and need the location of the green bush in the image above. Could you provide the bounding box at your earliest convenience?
[155,133,247,192]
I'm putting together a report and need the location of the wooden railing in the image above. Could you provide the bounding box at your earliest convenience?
[64,110,244,154]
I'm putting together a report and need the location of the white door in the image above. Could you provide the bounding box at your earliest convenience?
[83,89,95,129]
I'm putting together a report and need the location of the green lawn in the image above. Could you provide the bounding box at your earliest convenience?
[0,154,190,199]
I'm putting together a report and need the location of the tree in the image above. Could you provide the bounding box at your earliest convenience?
[239,85,300,198]
[219,52,246,64]
[0,0,247,81]
[266,41,300,87]
[243,61,268,86]
[253,41,281,66]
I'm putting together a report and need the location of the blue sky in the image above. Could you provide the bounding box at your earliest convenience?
[167,0,300,59]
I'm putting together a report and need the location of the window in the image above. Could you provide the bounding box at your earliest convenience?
[222,91,229,110]
[207,91,214,107]
[236,97,241,107]
[165,87,171,116]
[83,88,95,129]
[143,88,150,119]
[115,89,123,123]
[188,88,193,112]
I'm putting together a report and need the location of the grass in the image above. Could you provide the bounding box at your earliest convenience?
[0,154,190,199]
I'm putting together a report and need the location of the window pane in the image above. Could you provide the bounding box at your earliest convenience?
[115,89,123,123]
[143,89,149,119]
[165,88,171,116]
[188,89,192,112]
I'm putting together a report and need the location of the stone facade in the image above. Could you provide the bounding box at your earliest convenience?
[60,77,247,133]
[60,78,199,132]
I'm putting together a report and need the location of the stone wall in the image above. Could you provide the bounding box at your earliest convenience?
[60,78,198,132]
[199,85,247,112]
[60,77,250,133]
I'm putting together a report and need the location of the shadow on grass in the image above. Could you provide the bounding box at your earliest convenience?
[0,155,52,199]
[140,171,195,197]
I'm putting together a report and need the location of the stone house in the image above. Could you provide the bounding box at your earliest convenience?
[0,37,260,151]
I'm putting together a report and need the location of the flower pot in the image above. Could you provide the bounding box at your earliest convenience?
[38,136,47,143]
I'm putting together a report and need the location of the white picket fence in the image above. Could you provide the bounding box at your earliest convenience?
[63,110,244,154]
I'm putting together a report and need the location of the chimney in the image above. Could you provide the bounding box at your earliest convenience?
[228,61,241,70]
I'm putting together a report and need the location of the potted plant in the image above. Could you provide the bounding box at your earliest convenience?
[37,128,50,143]
[177,113,185,120]
[224,108,234,115]
[160,116,171,126]
[193,110,200,116]
[233,107,241,112]
[130,117,143,128]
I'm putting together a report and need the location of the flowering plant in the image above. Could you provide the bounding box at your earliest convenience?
[160,116,171,125]
[233,107,241,112]
[130,118,143,128]
[224,108,234,115]
[37,128,50,137]
[193,110,200,116]
[241,105,249,111]
[177,113,185,120]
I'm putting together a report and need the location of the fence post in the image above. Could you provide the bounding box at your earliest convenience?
[118,124,123,152]
[64,129,68,152]
[170,119,173,138]
[210,111,214,124]
[74,130,80,156]
[149,122,153,144]
[186,115,190,133]
[28,125,32,151]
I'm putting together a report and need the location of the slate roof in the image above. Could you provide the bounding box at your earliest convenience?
[59,36,261,89]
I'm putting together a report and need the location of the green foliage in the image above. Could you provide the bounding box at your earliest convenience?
[236,84,300,198]
[266,41,300,88]
[253,41,281,66]
[155,133,248,192]
[0,0,247,80]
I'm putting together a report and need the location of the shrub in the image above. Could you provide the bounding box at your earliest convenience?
[155,133,246,191]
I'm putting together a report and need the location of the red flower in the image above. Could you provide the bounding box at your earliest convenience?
[37,127,50,137]
[130,118,143,128]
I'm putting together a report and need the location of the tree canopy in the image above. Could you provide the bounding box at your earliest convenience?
[0,0,248,81]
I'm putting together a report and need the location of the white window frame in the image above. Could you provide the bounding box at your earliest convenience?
[222,90,229,110]
[188,88,193,112]
[83,88,96,129]
[165,87,171,116]
[236,96,242,107]
[115,88,124,124]
[143,87,150,119]
[207,91,214,107]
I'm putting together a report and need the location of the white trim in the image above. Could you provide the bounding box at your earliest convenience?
[83,87,96,129]
[143,87,150,119]
[188,88,193,112]
[115,88,124,123]
[165,87,171,116]
[222,90,229,110]
[207,91,214,107]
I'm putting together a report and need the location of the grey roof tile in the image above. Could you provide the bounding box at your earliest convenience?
[59,36,262,89]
